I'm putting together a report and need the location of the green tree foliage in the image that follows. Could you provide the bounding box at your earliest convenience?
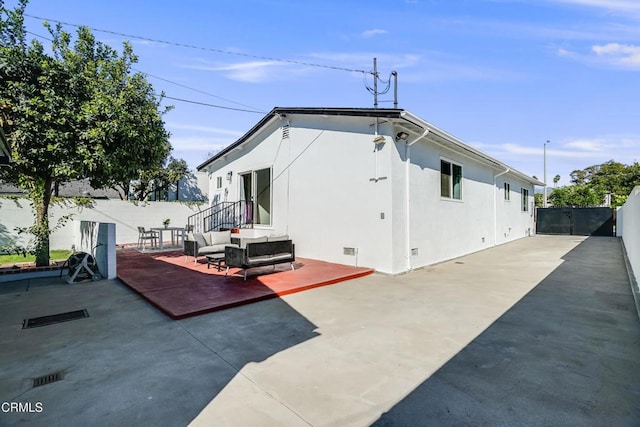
[551,160,640,208]
[0,0,171,265]
[155,157,189,201]
[547,185,602,208]
[131,157,189,201]
[534,193,544,207]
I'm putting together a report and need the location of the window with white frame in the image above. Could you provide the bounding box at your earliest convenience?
[521,188,529,211]
[216,176,222,189]
[441,159,463,200]
[504,182,510,200]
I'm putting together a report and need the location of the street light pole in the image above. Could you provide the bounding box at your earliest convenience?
[543,140,550,208]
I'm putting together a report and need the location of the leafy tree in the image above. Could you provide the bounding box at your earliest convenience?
[548,185,602,207]
[534,193,544,207]
[152,157,189,201]
[84,51,172,200]
[565,160,640,208]
[0,1,171,265]
[128,157,189,201]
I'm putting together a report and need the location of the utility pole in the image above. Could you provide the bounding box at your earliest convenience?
[369,58,398,108]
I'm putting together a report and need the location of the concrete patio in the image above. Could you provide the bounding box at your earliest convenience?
[0,235,638,426]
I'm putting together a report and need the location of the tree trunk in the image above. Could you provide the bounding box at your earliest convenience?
[112,182,130,200]
[34,177,53,267]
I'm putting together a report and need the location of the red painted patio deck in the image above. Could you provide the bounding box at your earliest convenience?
[116,249,374,319]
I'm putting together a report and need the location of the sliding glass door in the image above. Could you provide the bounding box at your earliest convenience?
[239,168,271,226]
[254,168,271,225]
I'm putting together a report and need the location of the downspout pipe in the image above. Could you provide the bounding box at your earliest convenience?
[493,167,510,245]
[405,129,430,272]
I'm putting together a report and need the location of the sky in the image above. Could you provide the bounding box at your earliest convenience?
[9,0,640,186]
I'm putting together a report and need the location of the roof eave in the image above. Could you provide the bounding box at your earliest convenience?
[197,107,406,172]
[399,111,544,186]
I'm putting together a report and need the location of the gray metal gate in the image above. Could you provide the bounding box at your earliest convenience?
[536,207,614,236]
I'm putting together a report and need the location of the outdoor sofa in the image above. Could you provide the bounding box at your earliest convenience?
[184,230,239,263]
[225,238,295,280]
[184,231,292,264]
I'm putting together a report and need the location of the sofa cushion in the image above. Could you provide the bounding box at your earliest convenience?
[267,234,289,242]
[199,243,238,255]
[246,253,293,265]
[239,236,268,248]
[193,233,208,248]
[208,230,231,245]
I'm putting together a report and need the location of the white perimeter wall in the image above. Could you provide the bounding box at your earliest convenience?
[617,186,640,282]
[0,198,206,249]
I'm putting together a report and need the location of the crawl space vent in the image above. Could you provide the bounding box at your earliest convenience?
[33,371,64,388]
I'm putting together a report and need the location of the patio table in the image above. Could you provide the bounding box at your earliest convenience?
[150,227,185,250]
[205,253,225,271]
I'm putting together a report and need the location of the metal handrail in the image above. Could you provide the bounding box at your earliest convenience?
[187,200,253,234]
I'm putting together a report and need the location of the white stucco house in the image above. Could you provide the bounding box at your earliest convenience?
[197,107,543,275]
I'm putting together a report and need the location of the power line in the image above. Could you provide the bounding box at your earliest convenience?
[23,29,265,114]
[24,13,369,75]
[159,95,265,114]
[132,68,263,111]
[25,30,52,41]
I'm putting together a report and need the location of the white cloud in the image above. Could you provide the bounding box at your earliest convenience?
[557,43,640,69]
[472,136,639,162]
[469,135,639,182]
[166,123,243,137]
[501,143,605,158]
[169,136,231,152]
[565,139,606,151]
[308,51,522,82]
[205,61,287,83]
[545,0,640,21]
[592,43,640,68]
[361,29,388,38]
[182,58,314,83]
[550,0,640,12]
[500,136,639,159]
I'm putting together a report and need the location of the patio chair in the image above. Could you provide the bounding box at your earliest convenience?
[137,227,159,250]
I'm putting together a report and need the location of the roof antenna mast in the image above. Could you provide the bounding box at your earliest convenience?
[373,57,378,109]
[368,57,398,109]
[392,71,398,109]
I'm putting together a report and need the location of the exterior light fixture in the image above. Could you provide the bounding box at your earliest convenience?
[395,131,409,142]
[226,171,233,181]
[373,135,386,145]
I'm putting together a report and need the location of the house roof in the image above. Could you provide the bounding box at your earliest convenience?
[0,179,122,199]
[197,107,544,186]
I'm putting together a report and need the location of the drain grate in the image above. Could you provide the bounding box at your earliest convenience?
[33,371,63,388]
[23,309,89,329]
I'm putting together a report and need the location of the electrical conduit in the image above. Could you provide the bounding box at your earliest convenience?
[405,129,430,272]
